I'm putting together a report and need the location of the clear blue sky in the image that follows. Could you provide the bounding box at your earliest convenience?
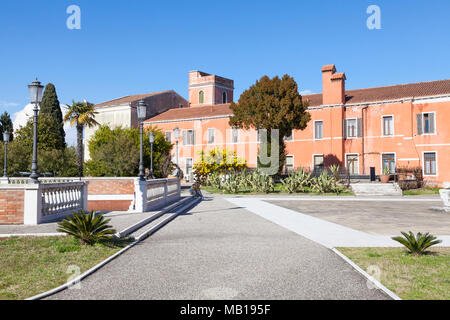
[1,0,449,116]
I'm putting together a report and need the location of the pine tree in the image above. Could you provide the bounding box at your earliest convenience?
[0,111,14,141]
[39,83,66,150]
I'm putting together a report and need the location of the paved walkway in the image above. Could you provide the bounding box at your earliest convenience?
[226,197,450,248]
[48,195,388,300]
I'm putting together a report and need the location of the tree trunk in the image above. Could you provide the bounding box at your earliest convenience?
[77,122,83,178]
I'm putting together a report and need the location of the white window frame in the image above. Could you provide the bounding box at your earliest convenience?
[345,118,358,139]
[207,128,215,145]
[421,111,437,135]
[230,128,239,144]
[185,157,194,181]
[285,155,295,174]
[183,129,195,146]
[381,115,394,137]
[165,131,172,142]
[345,153,360,175]
[422,151,438,177]
[314,120,324,140]
[285,130,294,141]
[380,152,397,174]
[312,154,324,171]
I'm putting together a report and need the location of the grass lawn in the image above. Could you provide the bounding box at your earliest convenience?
[202,184,354,196]
[338,247,450,300]
[403,187,440,196]
[0,236,129,300]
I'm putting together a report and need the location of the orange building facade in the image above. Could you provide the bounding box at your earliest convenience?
[145,66,450,186]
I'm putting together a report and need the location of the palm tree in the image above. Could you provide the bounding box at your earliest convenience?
[64,100,99,178]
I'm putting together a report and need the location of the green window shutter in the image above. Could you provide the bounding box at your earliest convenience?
[416,114,423,135]
[429,113,435,133]
[357,118,363,138]
[343,119,347,139]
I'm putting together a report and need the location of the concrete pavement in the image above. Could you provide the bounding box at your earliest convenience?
[48,195,388,300]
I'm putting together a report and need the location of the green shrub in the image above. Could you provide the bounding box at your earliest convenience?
[392,232,442,255]
[57,210,117,245]
[222,173,241,193]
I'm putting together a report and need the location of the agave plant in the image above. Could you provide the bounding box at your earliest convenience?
[281,168,311,194]
[392,232,442,255]
[57,210,117,245]
[248,169,274,193]
[222,172,241,193]
[311,171,341,194]
[208,172,223,189]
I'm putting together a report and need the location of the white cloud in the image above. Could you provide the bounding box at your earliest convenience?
[0,101,20,108]
[300,90,313,95]
[12,104,77,146]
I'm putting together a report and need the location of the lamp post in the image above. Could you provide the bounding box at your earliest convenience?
[149,132,155,179]
[174,127,180,171]
[137,100,147,181]
[3,131,10,178]
[28,79,44,184]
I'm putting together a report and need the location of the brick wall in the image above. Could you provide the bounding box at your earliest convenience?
[0,189,24,224]
[85,178,135,212]
[86,179,134,195]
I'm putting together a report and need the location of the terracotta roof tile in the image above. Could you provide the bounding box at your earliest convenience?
[95,90,175,108]
[145,79,450,121]
[306,79,450,107]
[145,104,233,123]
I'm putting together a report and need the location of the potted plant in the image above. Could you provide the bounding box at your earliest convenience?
[380,166,391,183]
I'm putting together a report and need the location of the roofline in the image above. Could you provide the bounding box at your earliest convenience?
[145,114,232,124]
[94,90,178,108]
[308,93,450,110]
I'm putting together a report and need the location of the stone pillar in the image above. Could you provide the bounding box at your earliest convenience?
[24,184,42,225]
[440,182,450,209]
[134,178,147,212]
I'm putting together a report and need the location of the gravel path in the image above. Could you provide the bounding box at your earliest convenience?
[47,195,389,300]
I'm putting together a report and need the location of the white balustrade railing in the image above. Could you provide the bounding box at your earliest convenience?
[41,182,85,218]
[135,178,181,212]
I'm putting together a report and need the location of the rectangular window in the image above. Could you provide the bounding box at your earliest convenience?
[232,128,239,143]
[346,119,357,138]
[423,113,435,134]
[383,116,394,136]
[382,153,396,174]
[285,130,293,141]
[313,155,324,172]
[346,154,359,175]
[314,121,323,139]
[183,130,195,146]
[285,156,294,174]
[185,158,193,181]
[207,128,215,144]
[424,152,437,175]
[165,131,172,142]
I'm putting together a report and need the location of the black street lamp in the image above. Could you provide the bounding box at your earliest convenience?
[3,131,10,178]
[137,100,147,181]
[149,131,155,179]
[174,127,180,171]
[28,79,44,184]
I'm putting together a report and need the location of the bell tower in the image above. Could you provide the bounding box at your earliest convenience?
[188,71,234,107]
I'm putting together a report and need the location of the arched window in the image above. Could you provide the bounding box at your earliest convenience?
[199,91,205,104]
[222,91,227,104]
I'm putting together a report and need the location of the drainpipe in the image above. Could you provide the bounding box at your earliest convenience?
[362,105,368,175]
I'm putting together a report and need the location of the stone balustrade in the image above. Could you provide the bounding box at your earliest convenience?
[135,178,181,212]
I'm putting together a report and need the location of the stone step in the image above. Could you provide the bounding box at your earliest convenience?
[351,183,403,196]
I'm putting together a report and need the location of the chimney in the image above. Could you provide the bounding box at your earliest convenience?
[322,64,346,105]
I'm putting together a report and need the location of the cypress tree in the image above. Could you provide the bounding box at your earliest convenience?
[39,83,66,150]
[0,111,14,141]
